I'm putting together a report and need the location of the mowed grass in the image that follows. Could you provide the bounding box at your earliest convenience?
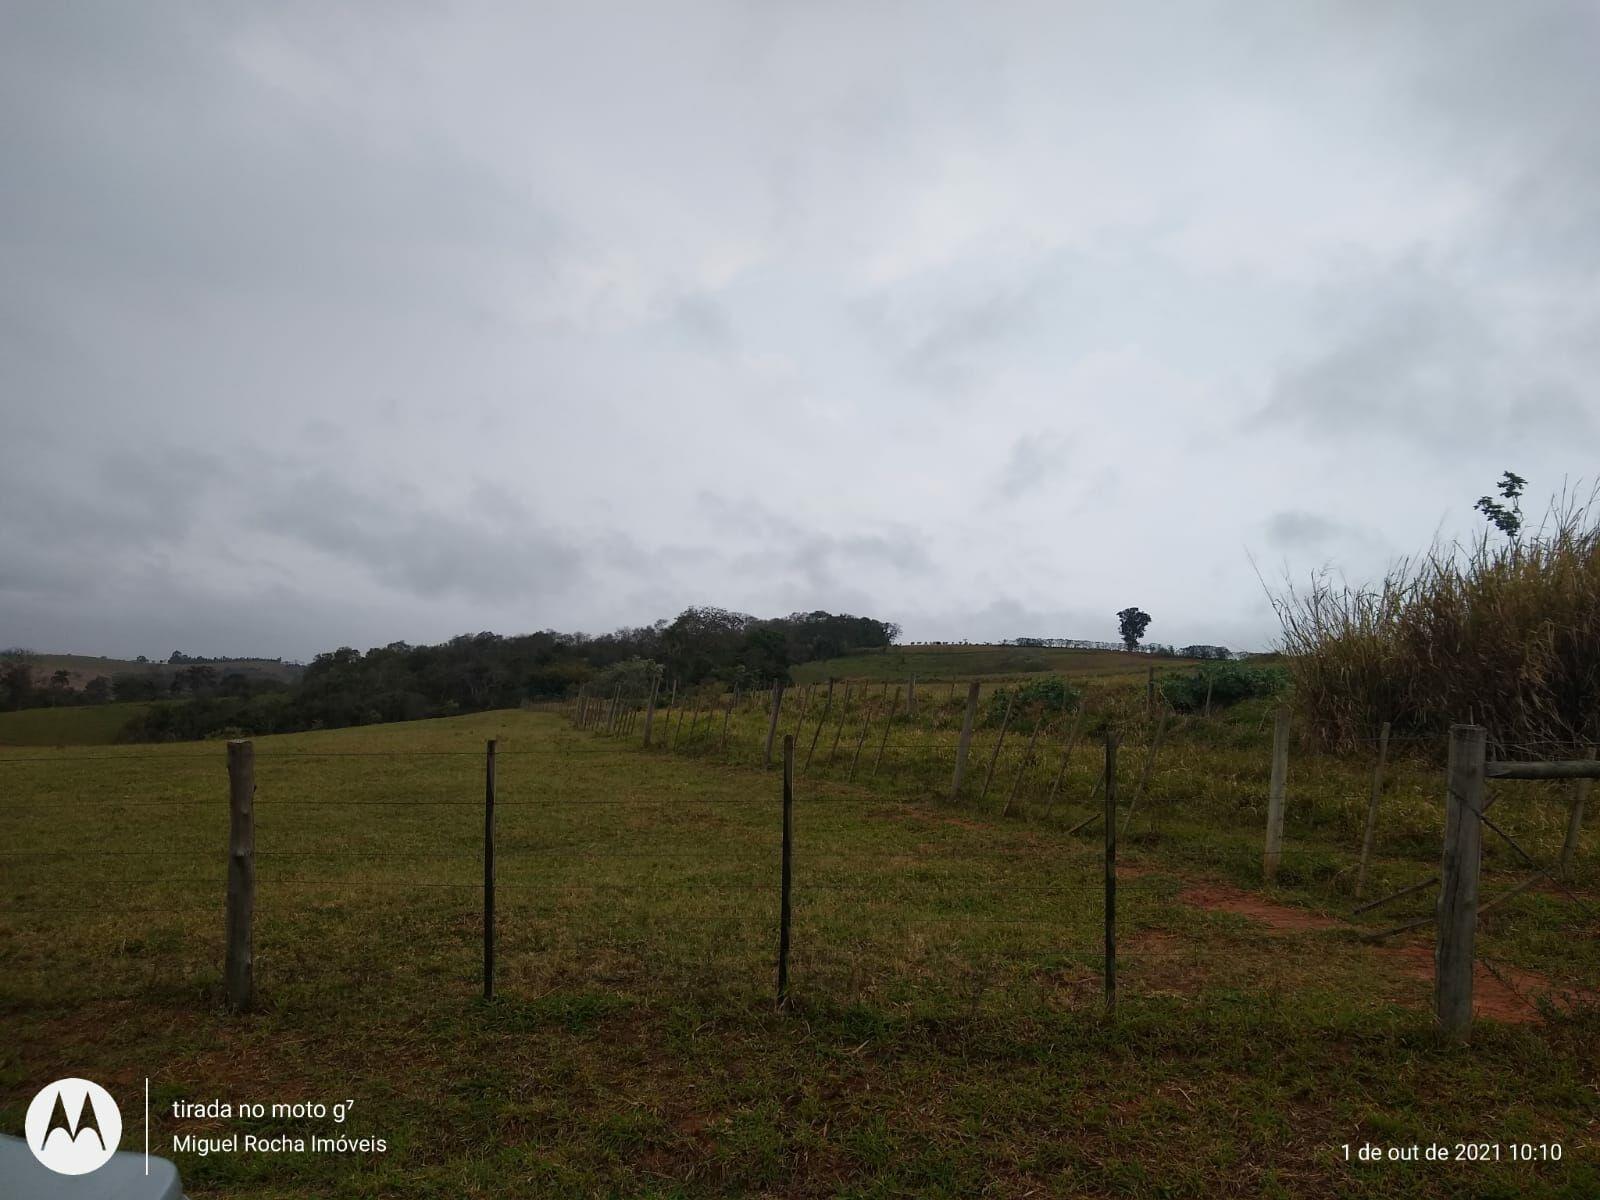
[3,711,1598,1198]
[791,643,1204,682]
[0,700,154,745]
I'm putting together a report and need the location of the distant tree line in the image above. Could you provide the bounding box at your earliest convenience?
[118,607,900,742]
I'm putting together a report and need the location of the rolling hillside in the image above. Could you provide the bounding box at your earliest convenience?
[790,642,1205,683]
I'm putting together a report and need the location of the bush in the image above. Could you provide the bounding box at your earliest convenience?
[984,676,1081,730]
[1275,490,1600,749]
[1159,663,1287,713]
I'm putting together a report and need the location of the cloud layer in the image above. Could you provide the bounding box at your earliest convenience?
[3,2,1597,658]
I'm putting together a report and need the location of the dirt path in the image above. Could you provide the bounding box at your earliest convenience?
[1176,881,1547,1023]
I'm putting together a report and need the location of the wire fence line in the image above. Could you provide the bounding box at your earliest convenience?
[3,702,1595,1038]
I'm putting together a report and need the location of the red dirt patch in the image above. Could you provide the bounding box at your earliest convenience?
[1387,945,1545,1024]
[1176,879,1560,1023]
[1179,884,1341,932]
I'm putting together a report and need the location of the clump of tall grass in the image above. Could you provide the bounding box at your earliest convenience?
[1275,489,1600,752]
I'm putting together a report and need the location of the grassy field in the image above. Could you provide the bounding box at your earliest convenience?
[0,700,154,745]
[3,706,1597,1197]
[790,643,1205,683]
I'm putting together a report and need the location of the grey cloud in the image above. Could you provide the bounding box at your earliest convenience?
[5,3,1600,658]
[1264,511,1344,550]
[992,433,1070,502]
[248,472,584,603]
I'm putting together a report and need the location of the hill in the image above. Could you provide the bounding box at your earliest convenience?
[790,642,1204,682]
[18,653,302,689]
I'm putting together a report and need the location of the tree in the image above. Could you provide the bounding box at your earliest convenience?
[1475,471,1526,540]
[82,675,113,704]
[1117,607,1152,652]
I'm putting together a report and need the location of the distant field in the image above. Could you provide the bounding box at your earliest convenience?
[792,642,1203,682]
[16,652,302,689]
[0,701,152,745]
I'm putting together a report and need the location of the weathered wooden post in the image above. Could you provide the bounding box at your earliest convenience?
[826,683,854,765]
[1202,676,1213,719]
[763,681,784,768]
[949,680,981,802]
[1354,721,1392,899]
[848,698,876,781]
[641,674,661,746]
[1146,666,1155,715]
[871,687,900,777]
[225,739,255,1012]
[979,691,1015,804]
[791,683,812,741]
[803,680,834,773]
[1561,743,1595,876]
[1263,707,1290,882]
[907,674,917,719]
[1437,724,1486,1042]
[1104,732,1118,1016]
[777,735,794,1005]
[1120,713,1169,836]
[483,738,496,1000]
[1043,707,1085,815]
[1002,717,1044,818]
[720,687,736,752]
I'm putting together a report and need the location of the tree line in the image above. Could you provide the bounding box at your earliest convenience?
[109,607,899,741]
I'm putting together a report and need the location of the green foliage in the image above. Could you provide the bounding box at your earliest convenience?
[1158,663,1287,713]
[984,676,1081,729]
[1116,606,1152,651]
[1475,469,1527,539]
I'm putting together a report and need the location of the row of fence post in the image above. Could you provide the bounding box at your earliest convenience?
[220,714,1590,1040]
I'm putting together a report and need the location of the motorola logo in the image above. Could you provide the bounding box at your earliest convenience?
[25,1078,122,1175]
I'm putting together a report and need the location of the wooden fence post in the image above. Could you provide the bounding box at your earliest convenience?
[1203,676,1213,719]
[1146,666,1155,715]
[803,680,835,773]
[826,683,854,766]
[791,683,812,741]
[642,674,661,746]
[872,687,900,777]
[1354,721,1392,899]
[225,739,256,1012]
[1560,744,1595,876]
[1043,707,1085,815]
[671,689,688,748]
[1437,723,1486,1042]
[572,684,585,727]
[778,735,794,1005]
[1120,713,1169,836]
[907,674,917,719]
[483,738,496,1000]
[979,691,1015,804]
[1002,716,1044,818]
[1104,732,1118,1016]
[848,698,876,781]
[949,680,981,802]
[1263,707,1290,883]
[720,688,736,752]
[764,682,784,768]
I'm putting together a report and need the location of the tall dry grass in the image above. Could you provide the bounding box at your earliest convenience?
[1275,489,1600,752]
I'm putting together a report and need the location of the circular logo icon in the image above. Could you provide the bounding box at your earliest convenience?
[25,1078,122,1175]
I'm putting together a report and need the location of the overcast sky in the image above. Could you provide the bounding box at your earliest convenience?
[3,2,1597,661]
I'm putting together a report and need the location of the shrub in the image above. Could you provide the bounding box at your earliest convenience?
[984,676,1081,730]
[1159,663,1287,713]
[1274,489,1600,750]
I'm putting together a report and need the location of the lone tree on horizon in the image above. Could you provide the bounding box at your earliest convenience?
[1117,607,1152,652]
